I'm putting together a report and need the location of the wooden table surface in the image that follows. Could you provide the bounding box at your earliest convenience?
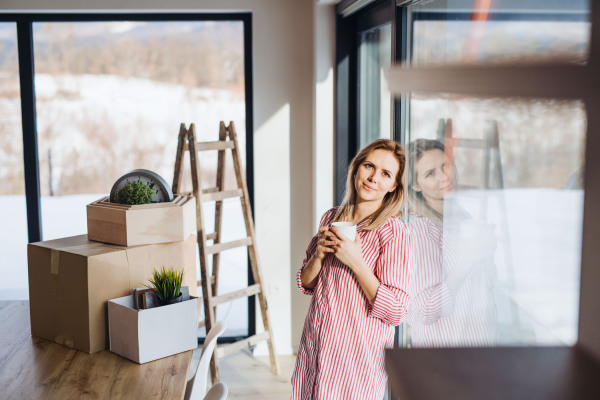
[0,301,193,400]
[386,346,600,400]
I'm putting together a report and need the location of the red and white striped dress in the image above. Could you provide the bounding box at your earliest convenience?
[406,213,498,347]
[292,208,410,400]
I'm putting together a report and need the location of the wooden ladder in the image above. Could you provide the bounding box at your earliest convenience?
[172,121,280,383]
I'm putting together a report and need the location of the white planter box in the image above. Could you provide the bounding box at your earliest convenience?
[108,294,198,364]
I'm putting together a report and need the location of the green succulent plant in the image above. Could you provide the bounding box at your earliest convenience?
[144,266,184,303]
[114,180,156,205]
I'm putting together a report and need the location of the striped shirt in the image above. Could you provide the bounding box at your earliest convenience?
[292,208,410,400]
[406,213,498,347]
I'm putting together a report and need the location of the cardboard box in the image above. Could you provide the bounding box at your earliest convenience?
[108,295,198,364]
[86,195,196,246]
[27,234,198,354]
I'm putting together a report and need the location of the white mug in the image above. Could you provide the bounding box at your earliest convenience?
[331,221,357,241]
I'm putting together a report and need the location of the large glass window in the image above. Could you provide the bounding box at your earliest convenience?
[6,16,251,338]
[358,23,392,147]
[0,22,28,300]
[407,95,585,346]
[402,1,589,347]
[410,1,589,67]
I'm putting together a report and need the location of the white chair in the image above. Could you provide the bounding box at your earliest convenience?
[184,321,227,400]
[203,382,228,400]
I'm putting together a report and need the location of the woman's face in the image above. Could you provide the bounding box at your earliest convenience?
[413,149,456,205]
[354,149,400,204]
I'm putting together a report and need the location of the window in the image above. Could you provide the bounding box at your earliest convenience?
[335,0,395,203]
[0,22,28,300]
[2,13,254,340]
[401,0,589,347]
[337,0,590,347]
[358,23,392,147]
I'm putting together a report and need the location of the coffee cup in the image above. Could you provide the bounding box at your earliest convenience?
[331,221,357,241]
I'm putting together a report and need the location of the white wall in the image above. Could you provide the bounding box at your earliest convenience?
[289,1,337,351]
[1,0,337,356]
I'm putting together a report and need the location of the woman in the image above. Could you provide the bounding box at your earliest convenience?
[292,139,410,400]
[405,138,498,347]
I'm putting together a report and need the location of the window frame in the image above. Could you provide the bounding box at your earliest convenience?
[335,0,396,204]
[336,0,600,395]
[0,12,256,341]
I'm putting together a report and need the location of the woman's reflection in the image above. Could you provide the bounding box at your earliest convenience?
[406,139,498,347]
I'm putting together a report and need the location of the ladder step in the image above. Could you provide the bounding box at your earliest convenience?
[447,138,486,149]
[202,189,243,202]
[210,284,261,307]
[195,141,235,151]
[197,276,216,286]
[206,232,218,241]
[202,187,219,194]
[207,237,253,254]
[215,331,271,358]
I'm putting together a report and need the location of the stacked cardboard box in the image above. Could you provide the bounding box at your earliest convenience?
[27,196,198,354]
[86,195,196,246]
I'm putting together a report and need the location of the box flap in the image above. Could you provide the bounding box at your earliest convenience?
[30,235,126,257]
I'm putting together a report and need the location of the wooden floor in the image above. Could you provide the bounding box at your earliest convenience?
[190,349,296,399]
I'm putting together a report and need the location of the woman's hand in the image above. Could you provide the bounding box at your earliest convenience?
[301,226,337,290]
[314,226,338,261]
[329,226,363,272]
[330,227,381,305]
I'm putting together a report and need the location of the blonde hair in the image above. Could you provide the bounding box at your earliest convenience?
[406,139,446,226]
[333,139,406,230]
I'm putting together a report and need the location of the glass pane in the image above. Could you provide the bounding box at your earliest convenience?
[0,23,28,300]
[358,23,392,147]
[405,94,584,347]
[33,21,247,337]
[410,0,590,67]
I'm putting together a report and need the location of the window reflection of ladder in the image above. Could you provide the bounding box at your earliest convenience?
[172,121,280,383]
[437,118,504,193]
[436,117,510,254]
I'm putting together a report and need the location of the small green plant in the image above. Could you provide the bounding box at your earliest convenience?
[145,266,184,304]
[115,180,156,205]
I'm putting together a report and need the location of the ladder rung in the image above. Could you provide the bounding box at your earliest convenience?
[206,232,218,241]
[210,284,261,307]
[215,331,271,358]
[197,276,216,286]
[202,189,243,202]
[195,141,235,151]
[448,138,486,149]
[202,187,219,194]
[206,237,253,254]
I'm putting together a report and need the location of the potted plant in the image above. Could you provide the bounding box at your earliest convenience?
[114,180,156,205]
[145,266,184,306]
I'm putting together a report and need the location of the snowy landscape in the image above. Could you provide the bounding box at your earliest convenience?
[0,20,249,336]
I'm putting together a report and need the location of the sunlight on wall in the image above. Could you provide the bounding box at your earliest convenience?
[314,67,335,231]
[254,102,292,355]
